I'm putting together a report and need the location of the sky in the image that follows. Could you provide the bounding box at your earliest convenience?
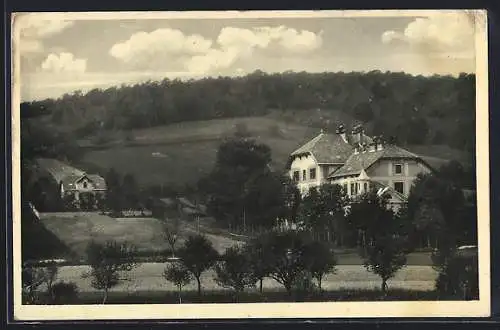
[14,11,477,101]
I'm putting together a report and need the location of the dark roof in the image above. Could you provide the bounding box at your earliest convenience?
[36,158,85,183]
[329,144,422,178]
[290,132,356,164]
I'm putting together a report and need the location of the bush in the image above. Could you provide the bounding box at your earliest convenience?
[433,250,478,300]
[51,282,79,304]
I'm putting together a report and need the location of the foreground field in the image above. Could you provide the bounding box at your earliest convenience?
[46,263,438,294]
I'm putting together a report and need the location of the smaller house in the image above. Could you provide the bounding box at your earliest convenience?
[36,158,106,210]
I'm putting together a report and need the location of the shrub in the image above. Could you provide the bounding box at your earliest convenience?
[433,250,478,300]
[51,282,79,304]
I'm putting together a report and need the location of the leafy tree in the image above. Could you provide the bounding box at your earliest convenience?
[163,262,192,303]
[104,168,124,216]
[122,173,140,210]
[214,246,256,300]
[406,172,469,251]
[246,235,273,294]
[201,138,275,230]
[297,184,350,244]
[264,231,309,296]
[302,241,337,291]
[352,102,374,122]
[347,192,411,294]
[83,240,137,304]
[177,235,219,296]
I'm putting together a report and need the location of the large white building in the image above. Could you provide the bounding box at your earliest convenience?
[287,124,433,210]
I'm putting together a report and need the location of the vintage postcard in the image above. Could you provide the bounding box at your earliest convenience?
[11,10,490,320]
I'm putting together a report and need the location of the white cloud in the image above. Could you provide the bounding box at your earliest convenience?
[381,12,475,54]
[109,28,213,63]
[19,14,75,39]
[16,14,75,57]
[110,25,323,74]
[40,52,87,74]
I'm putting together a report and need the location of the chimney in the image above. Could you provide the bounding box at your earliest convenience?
[376,136,385,151]
[336,124,348,143]
[368,141,377,152]
[352,124,364,145]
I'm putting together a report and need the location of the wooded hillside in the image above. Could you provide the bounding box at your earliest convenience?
[22,71,475,154]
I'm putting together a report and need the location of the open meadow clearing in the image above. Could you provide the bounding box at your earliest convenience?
[38,212,244,258]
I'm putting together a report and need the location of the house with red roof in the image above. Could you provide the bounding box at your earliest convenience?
[287,124,434,211]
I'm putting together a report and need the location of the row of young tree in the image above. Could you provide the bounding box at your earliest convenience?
[22,70,475,151]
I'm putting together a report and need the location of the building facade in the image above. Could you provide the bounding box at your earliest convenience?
[287,124,433,211]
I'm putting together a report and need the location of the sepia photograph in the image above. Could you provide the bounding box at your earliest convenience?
[11,10,490,320]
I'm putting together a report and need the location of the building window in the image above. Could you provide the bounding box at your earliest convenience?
[343,183,348,194]
[303,170,307,181]
[394,164,403,175]
[293,171,300,182]
[364,182,368,192]
[350,183,355,195]
[309,168,316,180]
[394,181,404,194]
[83,182,88,189]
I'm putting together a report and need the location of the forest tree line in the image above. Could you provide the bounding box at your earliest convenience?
[21,70,475,153]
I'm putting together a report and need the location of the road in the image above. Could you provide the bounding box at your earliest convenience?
[49,263,438,293]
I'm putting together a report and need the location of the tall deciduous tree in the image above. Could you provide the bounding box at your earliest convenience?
[347,192,411,294]
[83,240,137,304]
[302,241,337,291]
[263,231,309,296]
[214,246,256,300]
[177,235,219,296]
[163,262,192,304]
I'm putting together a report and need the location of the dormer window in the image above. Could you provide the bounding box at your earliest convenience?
[83,182,88,189]
[394,164,403,175]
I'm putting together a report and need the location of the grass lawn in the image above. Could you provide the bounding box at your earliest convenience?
[41,287,446,305]
[34,263,438,300]
[38,212,244,258]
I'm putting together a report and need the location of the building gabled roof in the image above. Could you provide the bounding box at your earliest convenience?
[370,179,407,202]
[290,132,356,164]
[61,174,106,191]
[329,144,422,178]
[36,158,85,183]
